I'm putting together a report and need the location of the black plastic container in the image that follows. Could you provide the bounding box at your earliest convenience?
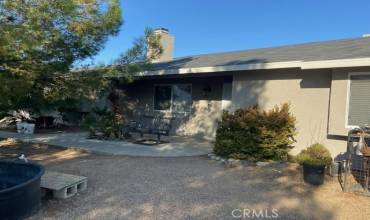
[0,160,45,220]
[303,164,326,185]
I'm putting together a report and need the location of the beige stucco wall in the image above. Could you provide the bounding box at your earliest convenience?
[328,67,370,136]
[122,76,231,139]
[122,67,370,158]
[328,69,348,136]
[232,68,347,157]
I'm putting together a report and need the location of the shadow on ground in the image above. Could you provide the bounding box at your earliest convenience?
[1,139,369,220]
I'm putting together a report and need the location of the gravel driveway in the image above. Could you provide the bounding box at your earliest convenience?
[34,158,370,220]
[1,139,369,220]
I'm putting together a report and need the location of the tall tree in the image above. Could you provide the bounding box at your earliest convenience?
[0,0,122,114]
[106,28,163,123]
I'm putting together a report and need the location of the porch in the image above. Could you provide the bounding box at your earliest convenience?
[120,74,233,140]
[0,130,213,157]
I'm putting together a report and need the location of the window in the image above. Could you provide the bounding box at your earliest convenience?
[154,84,192,112]
[172,85,192,112]
[154,85,172,110]
[347,74,370,126]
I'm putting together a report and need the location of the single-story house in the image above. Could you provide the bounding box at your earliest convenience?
[120,28,370,157]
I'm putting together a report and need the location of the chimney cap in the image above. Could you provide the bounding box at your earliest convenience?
[154,27,170,34]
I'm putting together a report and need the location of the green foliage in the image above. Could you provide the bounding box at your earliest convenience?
[82,109,122,139]
[0,0,122,114]
[0,0,122,75]
[1,110,35,126]
[115,28,163,66]
[296,143,332,166]
[214,103,297,161]
[0,0,163,123]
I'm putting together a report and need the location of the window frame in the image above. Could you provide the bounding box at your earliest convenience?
[153,83,192,113]
[345,72,370,128]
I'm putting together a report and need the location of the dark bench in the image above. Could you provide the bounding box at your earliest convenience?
[127,116,172,142]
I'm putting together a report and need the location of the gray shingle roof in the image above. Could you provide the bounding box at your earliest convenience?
[149,37,370,71]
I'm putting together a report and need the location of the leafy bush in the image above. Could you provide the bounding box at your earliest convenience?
[0,110,36,127]
[214,103,297,161]
[82,109,122,139]
[296,143,332,166]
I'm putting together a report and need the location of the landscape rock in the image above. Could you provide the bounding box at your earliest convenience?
[218,158,226,164]
[256,161,270,167]
[226,159,242,167]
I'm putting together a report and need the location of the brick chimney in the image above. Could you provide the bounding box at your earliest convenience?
[150,28,174,63]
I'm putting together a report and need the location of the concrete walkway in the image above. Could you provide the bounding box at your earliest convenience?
[0,131,213,157]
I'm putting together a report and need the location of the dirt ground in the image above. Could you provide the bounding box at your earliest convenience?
[1,138,370,220]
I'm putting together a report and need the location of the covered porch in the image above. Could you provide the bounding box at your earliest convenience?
[120,73,233,140]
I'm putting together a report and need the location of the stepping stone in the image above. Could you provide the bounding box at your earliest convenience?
[41,171,88,199]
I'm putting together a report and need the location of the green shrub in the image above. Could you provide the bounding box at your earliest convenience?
[295,143,332,166]
[214,103,297,161]
[82,109,122,138]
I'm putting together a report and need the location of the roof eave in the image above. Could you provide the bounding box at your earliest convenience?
[300,57,370,69]
[137,57,370,76]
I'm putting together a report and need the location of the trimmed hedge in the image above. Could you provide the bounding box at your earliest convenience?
[214,103,297,161]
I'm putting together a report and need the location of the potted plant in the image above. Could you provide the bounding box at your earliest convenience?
[10,110,36,134]
[296,143,332,185]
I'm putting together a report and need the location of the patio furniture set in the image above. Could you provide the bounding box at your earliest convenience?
[126,115,173,144]
[90,115,173,145]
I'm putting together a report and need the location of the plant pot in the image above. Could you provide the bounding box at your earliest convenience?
[16,122,35,134]
[16,122,27,133]
[24,123,35,134]
[302,164,326,185]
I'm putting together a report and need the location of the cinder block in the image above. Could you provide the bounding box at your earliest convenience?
[40,188,48,198]
[77,180,88,192]
[41,171,88,199]
[53,185,77,199]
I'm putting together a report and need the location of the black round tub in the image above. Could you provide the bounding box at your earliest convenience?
[0,160,44,220]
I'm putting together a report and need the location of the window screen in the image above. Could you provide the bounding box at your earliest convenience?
[172,84,192,113]
[154,84,192,112]
[348,75,370,126]
[154,85,172,110]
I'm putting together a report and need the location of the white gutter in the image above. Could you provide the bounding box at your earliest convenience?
[300,57,370,69]
[137,57,370,76]
[137,61,302,76]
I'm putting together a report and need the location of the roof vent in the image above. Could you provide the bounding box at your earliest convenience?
[362,34,370,38]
